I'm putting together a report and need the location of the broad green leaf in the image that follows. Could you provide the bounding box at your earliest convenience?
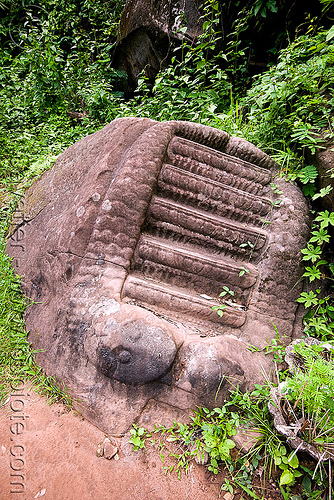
[312,185,333,200]
[280,469,294,486]
[326,25,334,41]
[288,453,299,468]
[315,210,334,229]
[196,59,206,70]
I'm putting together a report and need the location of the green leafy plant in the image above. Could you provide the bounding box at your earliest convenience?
[239,240,254,249]
[122,0,230,124]
[270,182,283,194]
[270,198,282,208]
[281,341,334,455]
[128,376,331,496]
[221,478,234,495]
[1,3,334,497]
[264,327,288,364]
[248,323,288,365]
[195,406,238,473]
[301,244,323,264]
[211,303,227,317]
[273,446,302,486]
[212,286,235,317]
[242,27,334,177]
[129,404,240,478]
[239,266,251,277]
[129,424,152,451]
[315,210,334,229]
[297,208,334,341]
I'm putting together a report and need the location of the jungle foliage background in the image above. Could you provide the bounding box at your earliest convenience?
[0,0,333,186]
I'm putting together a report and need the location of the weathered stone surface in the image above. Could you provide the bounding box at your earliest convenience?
[93,320,177,384]
[307,142,334,212]
[6,118,310,434]
[232,424,263,453]
[113,0,202,90]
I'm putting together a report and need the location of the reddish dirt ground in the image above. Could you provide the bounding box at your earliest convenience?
[1,385,301,500]
[0,387,226,500]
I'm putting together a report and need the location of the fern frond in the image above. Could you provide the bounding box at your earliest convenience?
[298,164,318,184]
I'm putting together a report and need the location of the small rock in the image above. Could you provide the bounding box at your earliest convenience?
[103,437,118,460]
[96,441,104,457]
[232,424,263,453]
[223,492,234,500]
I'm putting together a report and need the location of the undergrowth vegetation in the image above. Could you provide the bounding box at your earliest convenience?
[283,341,334,453]
[0,0,334,497]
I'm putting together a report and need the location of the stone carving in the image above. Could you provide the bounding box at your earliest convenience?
[6,118,310,433]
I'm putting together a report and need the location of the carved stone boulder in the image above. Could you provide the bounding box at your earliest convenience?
[7,118,310,433]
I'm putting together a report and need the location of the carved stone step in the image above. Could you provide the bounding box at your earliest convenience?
[147,197,268,261]
[158,163,271,227]
[168,137,271,195]
[122,274,247,328]
[133,235,257,301]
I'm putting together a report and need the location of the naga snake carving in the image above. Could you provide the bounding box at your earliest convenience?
[7,118,310,433]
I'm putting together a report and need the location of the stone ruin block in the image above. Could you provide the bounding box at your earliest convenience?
[113,0,202,90]
[6,118,310,433]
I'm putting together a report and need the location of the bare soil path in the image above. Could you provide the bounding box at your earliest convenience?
[0,388,222,500]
